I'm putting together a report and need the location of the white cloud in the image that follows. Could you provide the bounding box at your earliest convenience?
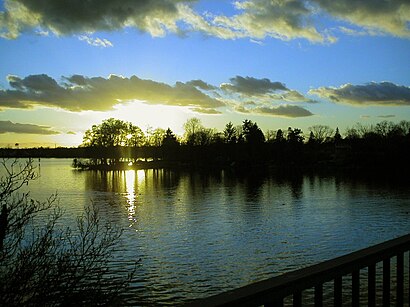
[78,35,113,47]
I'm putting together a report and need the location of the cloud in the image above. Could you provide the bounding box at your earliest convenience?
[0,0,408,43]
[0,73,316,117]
[254,105,314,117]
[221,76,288,96]
[314,0,410,38]
[0,0,193,39]
[186,79,217,91]
[377,114,396,119]
[0,74,225,112]
[78,35,113,47]
[211,0,333,43]
[191,108,222,114]
[0,120,59,134]
[234,104,314,118]
[309,82,410,106]
[221,76,315,105]
[235,104,314,118]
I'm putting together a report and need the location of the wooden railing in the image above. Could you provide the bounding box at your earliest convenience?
[186,234,410,306]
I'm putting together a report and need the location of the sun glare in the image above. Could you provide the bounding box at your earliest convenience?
[113,101,190,134]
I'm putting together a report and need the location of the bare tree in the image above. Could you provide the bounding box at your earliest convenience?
[0,158,135,306]
[183,118,204,145]
[308,125,334,144]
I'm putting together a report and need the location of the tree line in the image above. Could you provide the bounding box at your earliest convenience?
[73,117,410,171]
[1,117,409,172]
[80,117,410,148]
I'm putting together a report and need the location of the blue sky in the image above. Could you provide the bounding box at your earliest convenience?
[0,0,409,147]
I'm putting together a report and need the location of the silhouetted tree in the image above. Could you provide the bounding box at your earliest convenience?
[223,122,237,144]
[0,159,134,305]
[287,127,304,144]
[265,130,276,143]
[183,118,204,145]
[146,127,166,146]
[275,129,285,143]
[307,131,316,145]
[242,119,265,144]
[308,125,334,144]
[126,123,145,147]
[163,128,178,146]
[334,127,342,143]
[82,118,145,147]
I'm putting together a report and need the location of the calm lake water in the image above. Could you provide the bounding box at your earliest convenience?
[15,159,410,305]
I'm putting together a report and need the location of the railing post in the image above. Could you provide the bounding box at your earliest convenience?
[264,297,283,307]
[314,284,323,307]
[383,258,390,306]
[334,276,342,307]
[368,264,376,307]
[352,270,360,307]
[396,252,404,307]
[293,291,302,307]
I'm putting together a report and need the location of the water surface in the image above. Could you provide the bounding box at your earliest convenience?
[20,159,410,305]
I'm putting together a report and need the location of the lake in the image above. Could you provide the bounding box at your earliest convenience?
[15,159,410,305]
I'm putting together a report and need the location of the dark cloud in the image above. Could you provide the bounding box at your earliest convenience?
[221,76,288,96]
[236,104,314,118]
[0,0,408,42]
[313,0,410,38]
[0,120,59,134]
[0,0,193,38]
[186,79,217,91]
[309,82,410,106]
[377,115,396,118]
[220,76,315,107]
[0,74,225,112]
[253,105,314,117]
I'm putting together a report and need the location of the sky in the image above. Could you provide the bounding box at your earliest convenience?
[0,0,409,148]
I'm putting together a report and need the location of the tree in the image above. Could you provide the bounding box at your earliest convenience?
[163,128,178,146]
[308,125,334,144]
[307,131,316,145]
[287,127,304,144]
[223,122,237,144]
[242,119,265,144]
[0,159,134,305]
[265,130,276,143]
[126,123,145,147]
[184,117,216,145]
[146,128,166,147]
[334,127,342,143]
[183,118,204,145]
[275,129,285,143]
[82,118,145,147]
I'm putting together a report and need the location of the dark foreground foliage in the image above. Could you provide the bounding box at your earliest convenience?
[0,159,135,306]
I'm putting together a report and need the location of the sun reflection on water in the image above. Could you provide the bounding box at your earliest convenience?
[125,170,136,221]
[124,169,146,225]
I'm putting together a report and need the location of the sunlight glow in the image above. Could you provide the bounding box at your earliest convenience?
[136,169,146,186]
[125,170,136,220]
[113,101,190,135]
